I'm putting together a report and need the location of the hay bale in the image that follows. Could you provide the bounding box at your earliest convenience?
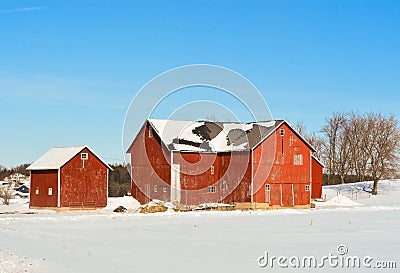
[140,204,168,213]
[172,201,191,212]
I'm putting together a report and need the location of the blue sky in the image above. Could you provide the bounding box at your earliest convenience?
[1,0,399,167]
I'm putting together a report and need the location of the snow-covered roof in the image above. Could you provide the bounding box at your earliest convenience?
[148,119,282,152]
[27,145,112,171]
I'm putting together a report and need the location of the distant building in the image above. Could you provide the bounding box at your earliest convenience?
[10,173,27,183]
[127,119,324,207]
[14,185,30,199]
[27,145,112,209]
[17,184,30,194]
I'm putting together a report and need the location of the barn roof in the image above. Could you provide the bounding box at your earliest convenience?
[27,145,113,171]
[147,119,286,152]
[312,154,325,167]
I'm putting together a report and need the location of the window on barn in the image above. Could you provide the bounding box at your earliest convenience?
[280,128,285,137]
[154,185,158,192]
[305,185,310,192]
[210,166,215,175]
[149,127,153,138]
[207,186,216,193]
[294,154,303,165]
[220,183,224,191]
[48,188,53,196]
[35,187,39,195]
[81,153,88,160]
[266,184,270,191]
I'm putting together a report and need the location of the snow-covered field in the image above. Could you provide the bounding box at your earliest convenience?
[1,180,399,273]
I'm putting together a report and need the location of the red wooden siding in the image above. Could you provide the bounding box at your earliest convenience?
[30,170,58,207]
[220,152,252,204]
[253,123,311,206]
[60,147,107,208]
[129,122,171,204]
[311,157,323,199]
[252,131,275,203]
[174,151,251,205]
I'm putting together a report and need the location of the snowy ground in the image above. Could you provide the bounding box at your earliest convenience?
[1,180,399,273]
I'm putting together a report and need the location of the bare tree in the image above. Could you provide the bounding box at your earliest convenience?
[321,112,347,183]
[336,120,351,184]
[294,121,307,136]
[0,181,14,205]
[345,113,369,182]
[321,111,400,192]
[306,132,326,159]
[363,113,400,195]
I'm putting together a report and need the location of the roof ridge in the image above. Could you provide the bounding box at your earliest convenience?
[51,145,86,149]
[148,118,280,123]
[27,145,112,171]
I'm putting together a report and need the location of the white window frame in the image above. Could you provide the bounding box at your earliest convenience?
[266,184,271,191]
[81,153,88,160]
[207,186,216,193]
[210,166,215,175]
[35,187,39,195]
[154,185,158,192]
[305,185,310,192]
[294,154,303,165]
[163,186,167,193]
[149,127,153,138]
[48,187,53,196]
[280,128,285,136]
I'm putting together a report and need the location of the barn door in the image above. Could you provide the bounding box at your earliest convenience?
[269,184,281,205]
[281,183,294,207]
[171,164,181,203]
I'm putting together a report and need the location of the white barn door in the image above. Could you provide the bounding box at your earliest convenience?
[171,164,181,203]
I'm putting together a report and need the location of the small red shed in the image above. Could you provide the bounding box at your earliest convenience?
[127,119,324,207]
[27,145,112,209]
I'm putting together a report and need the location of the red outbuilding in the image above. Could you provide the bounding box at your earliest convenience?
[27,145,112,209]
[311,155,324,199]
[127,119,323,207]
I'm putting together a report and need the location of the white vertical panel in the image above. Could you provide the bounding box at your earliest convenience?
[171,164,181,203]
[292,183,294,207]
[57,169,60,208]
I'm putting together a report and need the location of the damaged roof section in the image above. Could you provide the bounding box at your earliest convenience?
[148,119,282,152]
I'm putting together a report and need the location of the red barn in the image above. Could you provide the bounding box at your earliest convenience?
[127,119,323,207]
[27,145,112,209]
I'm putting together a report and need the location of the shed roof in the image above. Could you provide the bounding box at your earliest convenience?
[27,145,113,171]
